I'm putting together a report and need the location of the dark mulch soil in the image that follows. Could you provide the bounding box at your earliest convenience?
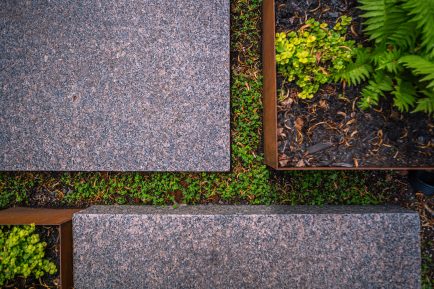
[27,188,65,209]
[275,0,434,168]
[4,226,60,289]
[19,172,87,209]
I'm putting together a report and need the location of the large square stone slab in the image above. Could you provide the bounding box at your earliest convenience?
[73,205,421,289]
[0,0,230,171]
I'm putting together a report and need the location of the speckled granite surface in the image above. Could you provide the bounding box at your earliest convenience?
[0,0,229,171]
[73,205,421,289]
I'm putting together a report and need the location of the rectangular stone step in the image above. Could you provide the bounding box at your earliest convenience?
[73,205,421,289]
[0,0,230,171]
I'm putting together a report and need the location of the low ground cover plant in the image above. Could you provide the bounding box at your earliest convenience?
[0,224,57,286]
[276,16,355,99]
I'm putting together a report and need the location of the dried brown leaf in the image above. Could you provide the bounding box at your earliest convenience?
[319,99,328,109]
[337,111,346,118]
[346,119,356,126]
[295,117,304,130]
[296,159,305,167]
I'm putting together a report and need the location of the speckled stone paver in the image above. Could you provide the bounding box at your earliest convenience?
[0,0,229,171]
[73,205,421,289]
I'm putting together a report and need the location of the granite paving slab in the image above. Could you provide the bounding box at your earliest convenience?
[73,205,421,289]
[0,0,230,171]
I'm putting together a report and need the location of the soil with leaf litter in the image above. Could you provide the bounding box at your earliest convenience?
[275,0,434,168]
[4,226,60,289]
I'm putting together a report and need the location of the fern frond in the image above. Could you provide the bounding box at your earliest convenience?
[371,47,402,74]
[335,48,372,86]
[359,73,393,110]
[358,0,411,46]
[388,21,417,49]
[391,79,416,112]
[403,0,434,57]
[400,55,434,89]
[413,90,434,116]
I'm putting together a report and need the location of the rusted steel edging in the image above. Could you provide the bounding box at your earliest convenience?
[263,0,279,169]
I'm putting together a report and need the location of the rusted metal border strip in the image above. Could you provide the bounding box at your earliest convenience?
[263,0,279,169]
[0,207,79,225]
[59,221,73,289]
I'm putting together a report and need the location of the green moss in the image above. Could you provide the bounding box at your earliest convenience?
[275,171,392,205]
[421,245,433,289]
[0,174,35,209]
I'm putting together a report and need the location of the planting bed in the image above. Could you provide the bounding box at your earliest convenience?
[3,226,60,289]
[0,208,78,289]
[264,0,434,169]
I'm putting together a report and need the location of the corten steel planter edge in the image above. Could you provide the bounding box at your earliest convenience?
[261,0,433,171]
[263,0,279,169]
[0,207,82,289]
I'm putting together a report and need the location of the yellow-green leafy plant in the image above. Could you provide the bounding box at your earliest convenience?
[0,224,57,286]
[275,16,356,99]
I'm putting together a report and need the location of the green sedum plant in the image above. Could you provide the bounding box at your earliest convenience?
[337,0,434,115]
[275,16,355,99]
[0,224,57,286]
